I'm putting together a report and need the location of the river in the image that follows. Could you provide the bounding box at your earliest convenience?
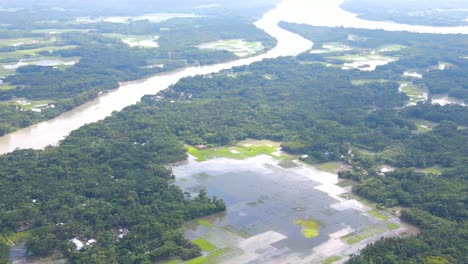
[0,0,467,154]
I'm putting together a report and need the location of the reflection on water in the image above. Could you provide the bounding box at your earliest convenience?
[175,155,406,263]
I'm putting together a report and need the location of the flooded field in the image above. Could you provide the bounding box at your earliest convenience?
[198,39,264,57]
[171,145,413,264]
[74,13,199,24]
[399,82,427,105]
[403,71,423,79]
[431,94,467,106]
[310,43,352,54]
[103,34,159,48]
[334,54,396,71]
[2,58,78,70]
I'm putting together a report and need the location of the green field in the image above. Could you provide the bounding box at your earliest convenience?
[324,256,342,264]
[330,54,395,62]
[313,162,346,173]
[379,44,406,52]
[0,46,77,60]
[0,85,15,91]
[415,123,432,132]
[0,38,43,46]
[399,83,426,104]
[343,226,387,245]
[198,39,264,57]
[419,166,442,175]
[192,238,217,252]
[351,79,389,85]
[188,144,278,162]
[196,219,214,228]
[12,98,55,111]
[0,67,15,77]
[31,29,91,34]
[186,247,236,264]
[9,230,33,244]
[368,209,388,221]
[386,222,400,230]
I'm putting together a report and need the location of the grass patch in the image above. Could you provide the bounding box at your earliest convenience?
[187,257,207,264]
[0,37,52,47]
[188,146,243,162]
[13,98,55,111]
[415,123,432,132]
[192,238,217,252]
[314,162,340,173]
[368,209,388,221]
[188,144,278,162]
[235,145,277,157]
[198,39,264,57]
[9,230,33,244]
[352,79,389,85]
[0,45,77,60]
[330,54,394,62]
[0,67,15,77]
[278,160,299,168]
[161,260,181,264]
[295,218,320,238]
[336,179,356,188]
[386,222,400,230]
[31,29,90,34]
[324,256,342,264]
[196,219,213,228]
[103,33,159,48]
[399,83,426,104]
[419,166,442,175]
[0,85,15,91]
[342,226,386,245]
[186,247,235,264]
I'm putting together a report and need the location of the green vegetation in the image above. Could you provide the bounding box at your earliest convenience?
[186,247,234,264]
[188,144,278,162]
[192,238,216,252]
[0,124,226,262]
[399,83,426,104]
[368,209,388,221]
[12,98,55,111]
[196,219,213,228]
[343,226,387,245]
[0,10,466,263]
[415,122,432,132]
[351,79,388,85]
[0,10,276,137]
[386,222,400,231]
[188,146,244,162]
[0,46,77,60]
[277,24,466,264]
[314,162,341,173]
[294,218,320,238]
[324,256,342,264]
[0,235,9,264]
[419,166,442,175]
[198,39,264,57]
[0,85,15,91]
